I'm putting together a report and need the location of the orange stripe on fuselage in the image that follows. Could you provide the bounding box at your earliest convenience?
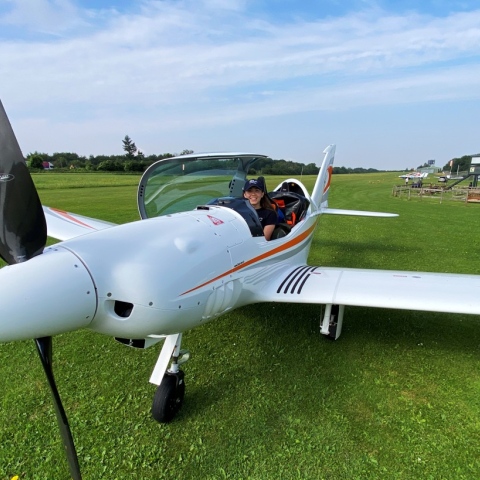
[180,223,317,295]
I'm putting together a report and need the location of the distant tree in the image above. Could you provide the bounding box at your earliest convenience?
[255,157,274,174]
[443,154,477,172]
[52,152,83,164]
[122,135,137,159]
[303,163,319,175]
[28,154,44,169]
[85,160,96,171]
[332,166,381,174]
[22,147,397,175]
[91,154,122,166]
[124,160,145,172]
[26,151,48,163]
[54,156,67,168]
[97,159,123,171]
[69,159,84,169]
[144,153,174,164]
[416,162,429,169]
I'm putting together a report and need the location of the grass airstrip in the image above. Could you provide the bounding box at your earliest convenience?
[0,171,479,480]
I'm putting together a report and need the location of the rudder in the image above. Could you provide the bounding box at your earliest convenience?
[311,144,335,210]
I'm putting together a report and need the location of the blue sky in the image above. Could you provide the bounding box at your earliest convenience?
[1,0,479,169]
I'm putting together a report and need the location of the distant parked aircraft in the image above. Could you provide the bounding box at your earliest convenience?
[399,172,428,180]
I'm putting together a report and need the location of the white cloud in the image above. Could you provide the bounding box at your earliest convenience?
[3,6,480,103]
[0,0,87,34]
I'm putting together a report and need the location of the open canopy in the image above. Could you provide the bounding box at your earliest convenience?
[137,153,268,219]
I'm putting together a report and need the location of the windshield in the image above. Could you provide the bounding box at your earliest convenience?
[138,153,266,219]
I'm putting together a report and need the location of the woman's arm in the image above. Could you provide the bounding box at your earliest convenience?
[263,224,275,241]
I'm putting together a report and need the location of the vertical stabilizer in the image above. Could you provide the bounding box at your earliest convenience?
[311,144,335,210]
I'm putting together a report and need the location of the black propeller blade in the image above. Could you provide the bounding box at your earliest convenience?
[0,100,46,264]
[36,337,82,480]
[0,100,82,479]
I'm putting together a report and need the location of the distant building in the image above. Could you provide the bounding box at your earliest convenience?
[470,157,480,175]
[42,161,54,170]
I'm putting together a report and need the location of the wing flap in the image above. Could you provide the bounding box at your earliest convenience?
[261,265,480,315]
[43,207,117,241]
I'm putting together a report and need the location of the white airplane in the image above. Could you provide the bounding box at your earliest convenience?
[2,100,480,479]
[399,172,429,180]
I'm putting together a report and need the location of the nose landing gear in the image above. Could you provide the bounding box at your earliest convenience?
[152,370,185,423]
[150,333,190,423]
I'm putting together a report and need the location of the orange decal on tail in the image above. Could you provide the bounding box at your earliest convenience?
[323,165,333,194]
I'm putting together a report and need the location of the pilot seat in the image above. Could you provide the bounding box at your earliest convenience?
[268,182,310,239]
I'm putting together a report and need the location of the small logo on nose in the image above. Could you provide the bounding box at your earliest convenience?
[0,173,15,182]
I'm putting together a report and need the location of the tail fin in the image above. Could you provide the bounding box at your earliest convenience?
[309,144,398,219]
[311,144,335,210]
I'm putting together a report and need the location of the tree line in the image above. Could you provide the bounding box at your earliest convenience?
[413,154,479,173]
[26,135,389,175]
[441,154,479,173]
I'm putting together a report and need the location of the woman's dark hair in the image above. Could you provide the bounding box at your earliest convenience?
[245,176,276,212]
[260,194,275,211]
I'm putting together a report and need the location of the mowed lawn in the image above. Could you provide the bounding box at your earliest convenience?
[0,172,479,480]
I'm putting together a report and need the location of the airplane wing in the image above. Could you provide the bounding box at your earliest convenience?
[257,265,480,315]
[43,206,117,241]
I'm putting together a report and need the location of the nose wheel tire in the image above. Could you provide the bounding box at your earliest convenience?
[151,371,185,423]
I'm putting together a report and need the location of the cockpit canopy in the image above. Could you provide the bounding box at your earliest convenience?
[137,153,268,220]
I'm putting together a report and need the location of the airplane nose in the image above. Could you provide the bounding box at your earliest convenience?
[0,247,97,341]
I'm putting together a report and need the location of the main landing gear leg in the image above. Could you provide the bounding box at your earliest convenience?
[320,304,345,340]
[149,333,190,423]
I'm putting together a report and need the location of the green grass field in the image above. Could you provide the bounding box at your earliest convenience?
[1,172,479,480]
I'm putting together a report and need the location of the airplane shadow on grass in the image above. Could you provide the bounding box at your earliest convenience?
[176,292,480,422]
[308,238,421,270]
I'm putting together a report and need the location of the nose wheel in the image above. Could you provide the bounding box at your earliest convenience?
[152,370,185,423]
[149,333,190,423]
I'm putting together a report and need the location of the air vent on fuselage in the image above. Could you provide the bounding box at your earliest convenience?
[114,300,134,318]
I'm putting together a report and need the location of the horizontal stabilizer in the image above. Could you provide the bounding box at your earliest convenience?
[317,208,398,218]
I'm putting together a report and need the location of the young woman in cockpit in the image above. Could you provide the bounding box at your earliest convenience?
[243,178,277,241]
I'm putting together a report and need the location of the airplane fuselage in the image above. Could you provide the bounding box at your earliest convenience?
[0,204,316,342]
